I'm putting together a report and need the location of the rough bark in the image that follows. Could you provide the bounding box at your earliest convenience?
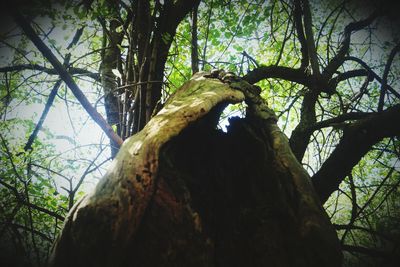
[99,2,124,158]
[191,5,199,74]
[49,73,342,267]
[131,0,200,134]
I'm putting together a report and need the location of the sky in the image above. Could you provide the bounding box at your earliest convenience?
[0,15,112,193]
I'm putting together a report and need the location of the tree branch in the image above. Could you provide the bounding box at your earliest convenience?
[6,222,53,242]
[11,9,123,147]
[334,224,393,241]
[190,5,199,74]
[24,80,62,151]
[288,90,318,161]
[327,69,369,90]
[242,65,311,85]
[341,244,390,258]
[0,64,100,82]
[378,42,400,111]
[345,56,400,99]
[293,0,309,69]
[323,10,379,79]
[312,104,400,204]
[306,111,373,132]
[201,0,213,70]
[66,26,85,50]
[0,179,65,221]
[302,0,320,76]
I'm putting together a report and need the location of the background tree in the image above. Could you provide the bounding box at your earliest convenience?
[0,0,399,266]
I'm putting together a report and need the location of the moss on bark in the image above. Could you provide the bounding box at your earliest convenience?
[49,72,342,267]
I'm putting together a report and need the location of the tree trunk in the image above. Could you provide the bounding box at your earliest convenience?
[49,72,342,267]
[99,2,124,158]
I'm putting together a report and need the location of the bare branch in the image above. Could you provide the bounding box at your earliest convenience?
[0,64,100,82]
[0,179,64,221]
[11,9,123,147]
[323,11,379,79]
[24,80,62,151]
[328,69,369,89]
[190,5,199,74]
[378,42,400,111]
[345,56,400,99]
[312,104,400,204]
[201,0,213,70]
[293,0,309,69]
[66,27,85,50]
[306,111,373,132]
[302,0,320,76]
[242,65,311,85]
[334,224,393,241]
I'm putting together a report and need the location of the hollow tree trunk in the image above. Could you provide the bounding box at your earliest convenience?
[49,72,342,267]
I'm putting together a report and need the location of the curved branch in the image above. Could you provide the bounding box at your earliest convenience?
[242,65,311,85]
[345,56,400,99]
[323,11,379,79]
[334,224,393,241]
[327,69,369,89]
[306,111,373,132]
[312,104,400,204]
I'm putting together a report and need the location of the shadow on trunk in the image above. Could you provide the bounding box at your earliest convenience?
[49,73,342,267]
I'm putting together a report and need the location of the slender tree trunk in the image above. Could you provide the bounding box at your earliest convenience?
[191,5,199,74]
[99,3,124,158]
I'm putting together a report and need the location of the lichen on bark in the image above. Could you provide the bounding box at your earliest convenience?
[49,72,342,267]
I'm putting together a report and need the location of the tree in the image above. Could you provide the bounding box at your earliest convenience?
[0,0,399,266]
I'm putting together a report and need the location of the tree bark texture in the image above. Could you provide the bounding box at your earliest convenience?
[49,73,342,267]
[99,1,125,158]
